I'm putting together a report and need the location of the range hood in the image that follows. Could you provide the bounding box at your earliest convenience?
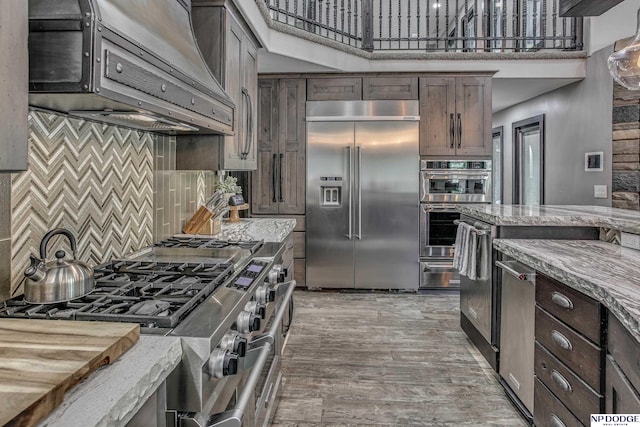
[28,0,234,135]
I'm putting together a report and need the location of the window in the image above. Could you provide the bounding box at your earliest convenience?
[513,115,545,205]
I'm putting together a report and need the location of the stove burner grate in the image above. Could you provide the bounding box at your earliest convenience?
[154,237,263,254]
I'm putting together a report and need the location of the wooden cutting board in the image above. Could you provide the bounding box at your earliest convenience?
[0,319,140,427]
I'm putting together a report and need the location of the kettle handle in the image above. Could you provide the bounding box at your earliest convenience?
[40,228,78,260]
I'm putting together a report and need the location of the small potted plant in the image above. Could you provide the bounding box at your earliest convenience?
[216,176,242,203]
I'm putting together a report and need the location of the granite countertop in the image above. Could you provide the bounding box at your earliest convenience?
[177,218,296,243]
[38,335,182,427]
[494,238,640,343]
[457,204,640,233]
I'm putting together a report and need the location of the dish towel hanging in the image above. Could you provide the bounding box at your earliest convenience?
[453,222,477,279]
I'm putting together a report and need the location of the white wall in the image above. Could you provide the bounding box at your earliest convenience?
[586,0,640,55]
[493,45,613,206]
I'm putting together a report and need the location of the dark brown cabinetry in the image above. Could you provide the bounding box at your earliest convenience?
[1,0,28,171]
[252,78,306,215]
[180,1,258,171]
[307,77,362,101]
[533,274,604,426]
[362,77,418,100]
[419,76,491,157]
[606,312,640,413]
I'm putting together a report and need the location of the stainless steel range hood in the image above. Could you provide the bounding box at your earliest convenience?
[28,0,235,135]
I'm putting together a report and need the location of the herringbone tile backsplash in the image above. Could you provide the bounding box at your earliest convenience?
[10,112,154,295]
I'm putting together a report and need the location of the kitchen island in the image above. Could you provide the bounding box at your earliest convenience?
[457,204,640,234]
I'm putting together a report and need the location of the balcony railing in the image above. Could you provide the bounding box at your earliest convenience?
[263,0,583,52]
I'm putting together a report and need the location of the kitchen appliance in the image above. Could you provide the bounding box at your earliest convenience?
[28,0,234,134]
[306,100,419,290]
[497,259,536,422]
[1,238,295,427]
[420,160,492,203]
[23,228,95,304]
[419,204,460,289]
[419,160,491,289]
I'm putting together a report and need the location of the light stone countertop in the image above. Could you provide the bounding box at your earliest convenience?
[37,335,182,427]
[177,217,297,243]
[457,204,640,233]
[494,238,640,343]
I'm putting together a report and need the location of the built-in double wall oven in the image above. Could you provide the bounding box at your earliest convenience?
[419,160,491,289]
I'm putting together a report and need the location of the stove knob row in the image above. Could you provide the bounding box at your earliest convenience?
[256,285,276,305]
[207,348,239,379]
[235,311,261,334]
[244,301,266,319]
[220,332,248,357]
[267,264,286,285]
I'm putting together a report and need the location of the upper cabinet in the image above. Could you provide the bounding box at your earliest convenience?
[419,76,492,157]
[252,79,306,215]
[307,78,362,101]
[363,77,418,100]
[0,0,28,171]
[185,0,258,171]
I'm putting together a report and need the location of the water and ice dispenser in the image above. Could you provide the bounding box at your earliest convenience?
[319,177,342,207]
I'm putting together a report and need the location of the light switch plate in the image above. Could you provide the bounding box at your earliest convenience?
[594,185,608,199]
[621,232,640,250]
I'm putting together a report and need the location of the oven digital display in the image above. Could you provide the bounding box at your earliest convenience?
[248,264,264,273]
[234,277,253,288]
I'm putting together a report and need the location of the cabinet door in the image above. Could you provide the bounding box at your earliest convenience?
[251,79,280,214]
[455,76,492,156]
[307,77,362,101]
[218,11,245,170]
[239,33,258,170]
[419,77,456,156]
[278,79,306,214]
[363,77,418,100]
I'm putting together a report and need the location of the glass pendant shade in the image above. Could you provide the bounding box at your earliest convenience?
[609,9,640,90]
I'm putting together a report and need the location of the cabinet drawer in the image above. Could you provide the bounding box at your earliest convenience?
[608,312,640,394]
[536,274,602,344]
[362,77,418,100]
[534,378,583,427]
[535,342,601,425]
[536,306,602,391]
[307,78,362,101]
[606,355,640,413]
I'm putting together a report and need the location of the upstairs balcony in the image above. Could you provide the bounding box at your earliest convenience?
[262,0,583,53]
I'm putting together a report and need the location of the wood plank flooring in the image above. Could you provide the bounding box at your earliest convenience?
[273,291,527,426]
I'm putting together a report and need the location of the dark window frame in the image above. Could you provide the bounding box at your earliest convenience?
[512,114,545,205]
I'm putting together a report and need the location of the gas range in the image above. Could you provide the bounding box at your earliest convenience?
[0,237,296,427]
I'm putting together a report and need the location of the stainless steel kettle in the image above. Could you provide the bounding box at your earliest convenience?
[23,228,95,303]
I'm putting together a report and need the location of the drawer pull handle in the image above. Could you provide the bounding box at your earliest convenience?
[551,292,574,310]
[551,369,573,393]
[551,330,573,351]
[550,414,567,427]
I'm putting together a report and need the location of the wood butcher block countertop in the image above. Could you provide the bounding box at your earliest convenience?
[0,319,140,427]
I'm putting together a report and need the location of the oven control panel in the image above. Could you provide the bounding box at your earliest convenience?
[226,260,270,291]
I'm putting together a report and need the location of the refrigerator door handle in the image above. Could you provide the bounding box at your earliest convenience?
[355,145,362,240]
[345,146,353,240]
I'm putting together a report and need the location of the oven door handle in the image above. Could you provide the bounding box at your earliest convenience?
[207,280,296,427]
[425,172,491,179]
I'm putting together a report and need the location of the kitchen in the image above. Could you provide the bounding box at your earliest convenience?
[0,1,633,426]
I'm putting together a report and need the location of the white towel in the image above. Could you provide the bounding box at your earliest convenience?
[453,222,470,276]
[466,227,478,280]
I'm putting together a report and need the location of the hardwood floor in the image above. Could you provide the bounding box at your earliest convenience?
[273,291,527,426]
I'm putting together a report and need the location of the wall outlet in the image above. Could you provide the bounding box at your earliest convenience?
[621,232,640,250]
[594,185,608,199]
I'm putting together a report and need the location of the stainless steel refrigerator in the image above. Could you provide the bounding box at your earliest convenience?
[306,100,420,290]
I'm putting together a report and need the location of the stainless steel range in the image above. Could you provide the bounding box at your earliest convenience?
[0,238,295,427]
